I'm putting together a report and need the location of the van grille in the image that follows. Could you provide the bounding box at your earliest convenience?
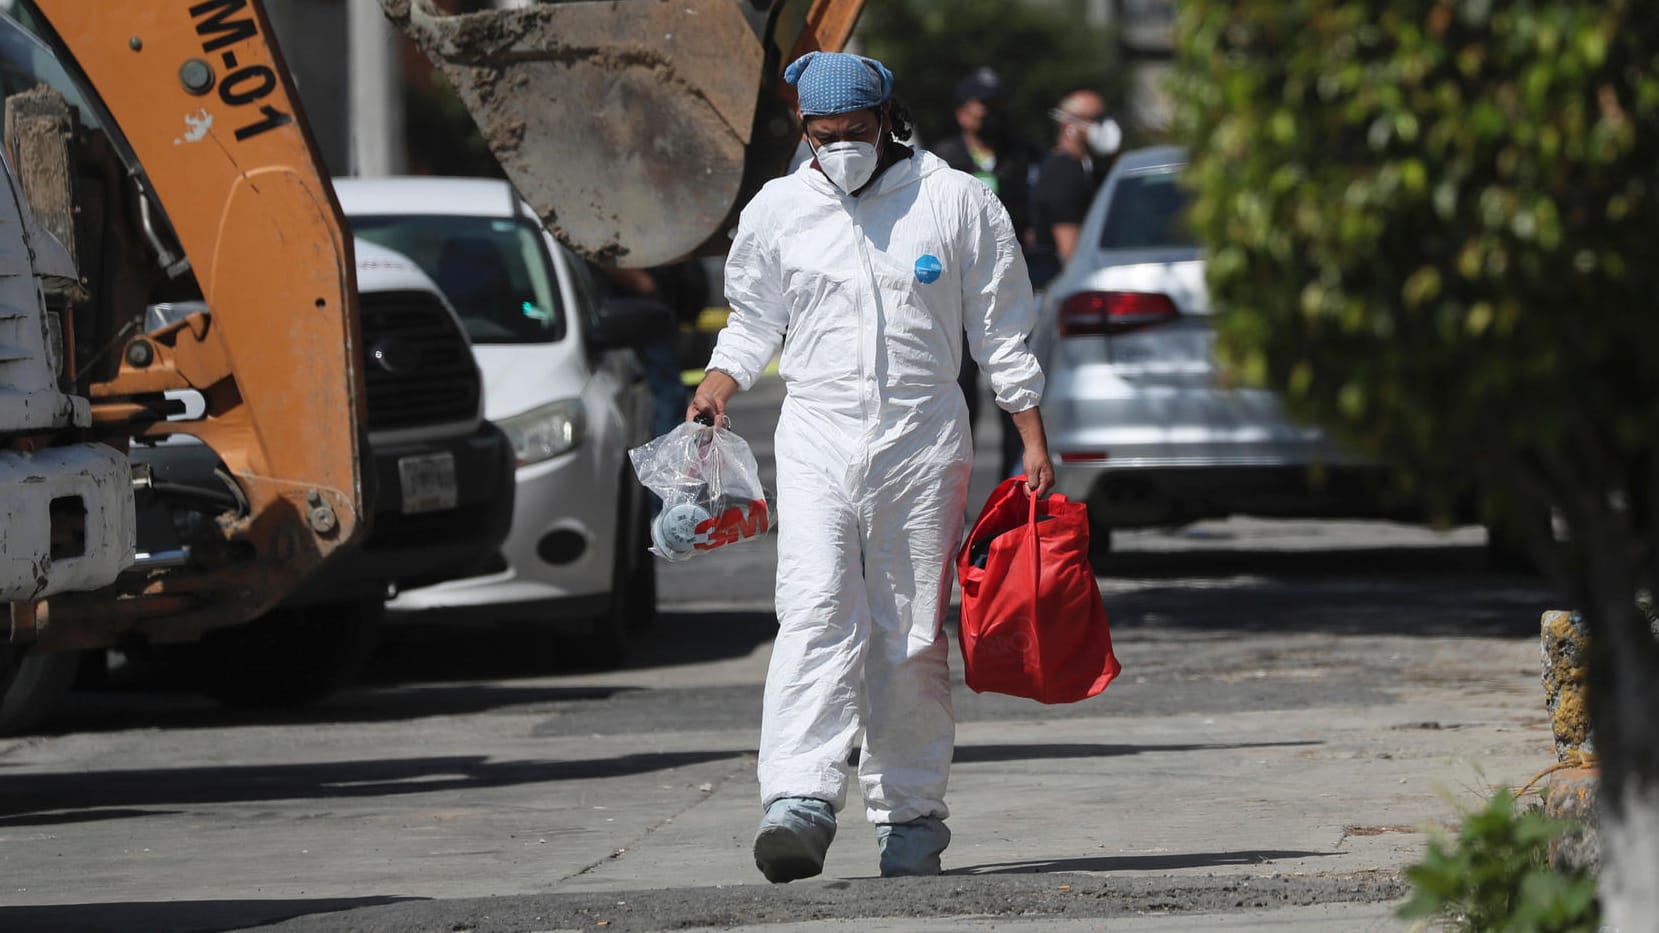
[358,290,479,432]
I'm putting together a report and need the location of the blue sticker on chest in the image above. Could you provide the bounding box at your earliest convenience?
[914,254,943,284]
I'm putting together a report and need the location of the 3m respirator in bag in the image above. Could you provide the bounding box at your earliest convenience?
[629,421,777,561]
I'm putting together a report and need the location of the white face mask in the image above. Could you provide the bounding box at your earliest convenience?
[814,141,879,193]
[1050,109,1122,158]
[1085,117,1122,157]
[811,120,883,193]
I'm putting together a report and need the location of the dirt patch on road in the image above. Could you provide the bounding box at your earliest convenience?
[240,869,1409,932]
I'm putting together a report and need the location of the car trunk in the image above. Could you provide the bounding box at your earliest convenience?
[1083,252,1211,390]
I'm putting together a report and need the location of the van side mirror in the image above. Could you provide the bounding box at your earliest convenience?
[589,296,677,351]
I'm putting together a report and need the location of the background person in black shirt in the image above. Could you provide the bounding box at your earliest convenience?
[931,67,1042,479]
[930,67,1039,248]
[1029,90,1121,291]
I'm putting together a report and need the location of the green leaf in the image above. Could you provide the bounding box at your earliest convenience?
[1338,382,1366,417]
[1400,158,1428,194]
[1466,301,1494,336]
[1403,266,1443,307]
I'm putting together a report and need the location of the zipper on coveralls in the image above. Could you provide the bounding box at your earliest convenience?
[848,198,881,475]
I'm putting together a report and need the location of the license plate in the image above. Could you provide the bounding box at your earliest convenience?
[398,452,458,514]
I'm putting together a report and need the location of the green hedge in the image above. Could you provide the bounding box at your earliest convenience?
[1171,1,1659,512]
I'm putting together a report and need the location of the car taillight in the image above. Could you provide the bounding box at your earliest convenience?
[1058,291,1180,337]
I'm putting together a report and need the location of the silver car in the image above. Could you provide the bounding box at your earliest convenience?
[1036,146,1391,555]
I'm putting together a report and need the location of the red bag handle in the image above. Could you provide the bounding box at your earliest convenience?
[1025,482,1041,635]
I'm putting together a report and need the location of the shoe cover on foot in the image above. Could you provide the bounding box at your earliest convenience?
[875,815,950,877]
[753,797,836,883]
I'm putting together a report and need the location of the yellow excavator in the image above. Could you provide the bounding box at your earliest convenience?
[0,0,863,732]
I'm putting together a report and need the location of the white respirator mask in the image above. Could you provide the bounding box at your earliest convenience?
[1086,117,1123,157]
[1050,109,1123,158]
[811,119,884,194]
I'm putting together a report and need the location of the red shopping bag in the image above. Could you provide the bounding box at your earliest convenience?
[957,477,1120,703]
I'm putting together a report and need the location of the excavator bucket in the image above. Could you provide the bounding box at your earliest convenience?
[383,0,864,268]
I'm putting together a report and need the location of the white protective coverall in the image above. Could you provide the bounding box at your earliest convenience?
[707,148,1043,825]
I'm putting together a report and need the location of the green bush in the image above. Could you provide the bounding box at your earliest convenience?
[1169,0,1659,520]
[1399,790,1600,932]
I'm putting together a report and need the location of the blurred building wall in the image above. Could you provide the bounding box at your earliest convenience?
[1067,0,1174,134]
[264,0,350,176]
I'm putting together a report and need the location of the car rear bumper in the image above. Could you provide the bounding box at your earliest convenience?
[1040,374,1405,526]
[1045,370,1358,461]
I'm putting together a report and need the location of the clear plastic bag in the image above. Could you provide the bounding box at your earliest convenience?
[628,421,777,561]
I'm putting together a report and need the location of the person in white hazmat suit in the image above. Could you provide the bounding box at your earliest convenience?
[687,51,1055,883]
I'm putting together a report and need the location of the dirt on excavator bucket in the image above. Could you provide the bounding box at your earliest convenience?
[383,0,862,268]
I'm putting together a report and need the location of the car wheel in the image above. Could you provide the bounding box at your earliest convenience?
[170,598,383,709]
[625,486,658,633]
[571,477,658,667]
[0,645,80,736]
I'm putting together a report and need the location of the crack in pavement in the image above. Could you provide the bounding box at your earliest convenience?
[561,752,757,882]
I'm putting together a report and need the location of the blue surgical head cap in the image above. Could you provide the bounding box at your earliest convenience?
[784,51,894,116]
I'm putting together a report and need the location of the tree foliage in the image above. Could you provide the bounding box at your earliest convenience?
[1172,3,1659,922]
[853,0,1122,151]
[1172,1,1659,521]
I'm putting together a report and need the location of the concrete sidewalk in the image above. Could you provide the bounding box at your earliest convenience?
[0,509,1558,933]
[217,668,1532,931]
[520,653,1544,933]
[0,623,1547,933]
[678,903,1401,931]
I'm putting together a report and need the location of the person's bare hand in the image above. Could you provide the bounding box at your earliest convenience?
[1023,447,1055,497]
[1008,406,1054,496]
[687,370,739,425]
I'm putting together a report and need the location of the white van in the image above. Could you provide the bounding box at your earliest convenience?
[333,177,669,666]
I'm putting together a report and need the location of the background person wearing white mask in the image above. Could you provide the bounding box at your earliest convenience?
[1028,89,1123,290]
[687,51,1055,884]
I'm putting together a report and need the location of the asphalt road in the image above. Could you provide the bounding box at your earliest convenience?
[0,377,1565,932]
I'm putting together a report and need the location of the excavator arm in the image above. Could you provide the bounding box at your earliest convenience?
[19,0,366,643]
[8,0,862,647]
[384,0,865,269]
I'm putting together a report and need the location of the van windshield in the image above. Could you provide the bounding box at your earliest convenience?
[351,215,567,344]
[1098,171,1197,250]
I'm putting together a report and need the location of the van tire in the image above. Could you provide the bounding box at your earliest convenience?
[569,481,654,669]
[0,646,80,736]
[172,599,383,709]
[625,485,658,633]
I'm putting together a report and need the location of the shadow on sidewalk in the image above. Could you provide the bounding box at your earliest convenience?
[368,609,780,681]
[0,896,419,933]
[51,607,780,735]
[0,749,746,822]
[46,683,638,735]
[951,739,1321,764]
[1098,543,1501,580]
[1096,573,1552,639]
[953,848,1334,875]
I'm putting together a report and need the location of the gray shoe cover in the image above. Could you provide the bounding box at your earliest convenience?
[875,816,951,877]
[753,797,837,883]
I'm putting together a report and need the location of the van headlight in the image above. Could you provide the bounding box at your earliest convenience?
[499,398,585,466]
